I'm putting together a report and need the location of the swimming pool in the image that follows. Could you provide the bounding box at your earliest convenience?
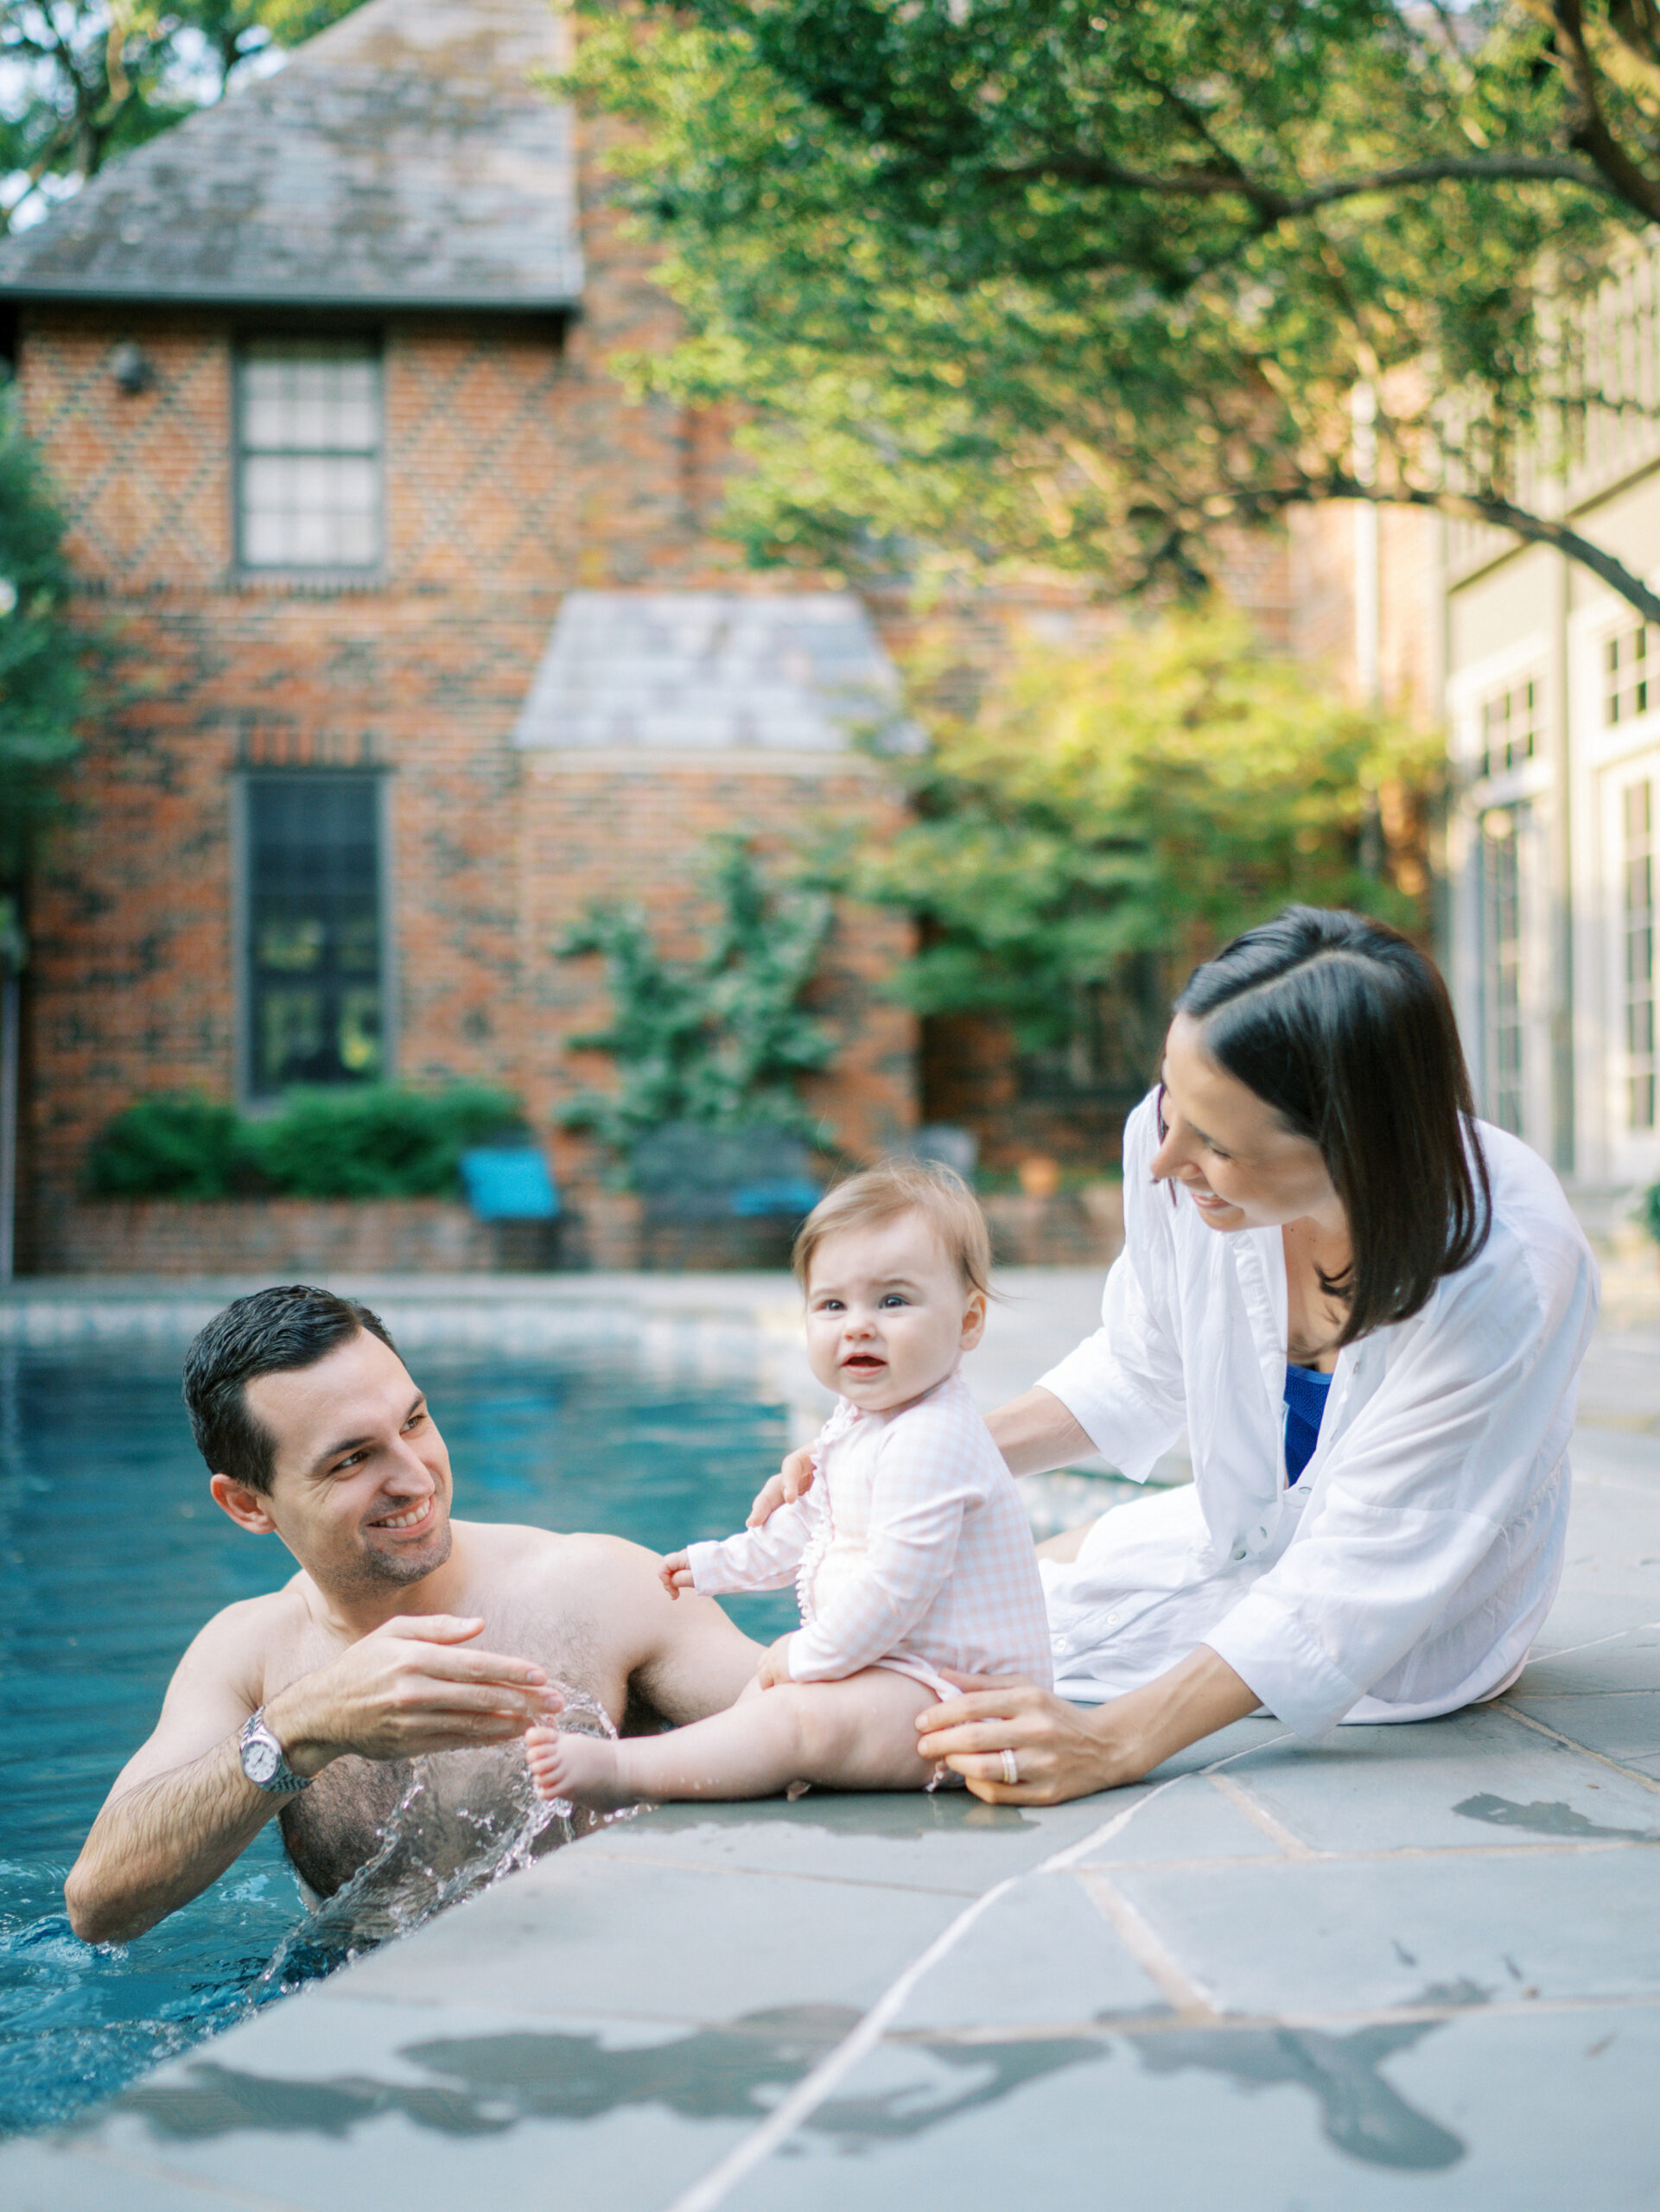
[0,1341,798,2137]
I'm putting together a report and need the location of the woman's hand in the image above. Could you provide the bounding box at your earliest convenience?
[746,1446,817,1528]
[918,1647,1262,1804]
[917,1673,1141,1803]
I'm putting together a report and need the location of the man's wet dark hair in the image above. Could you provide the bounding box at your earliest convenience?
[1173,906,1491,1346]
[182,1283,398,1493]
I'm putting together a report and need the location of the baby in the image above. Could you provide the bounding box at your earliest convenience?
[525,1159,1052,1808]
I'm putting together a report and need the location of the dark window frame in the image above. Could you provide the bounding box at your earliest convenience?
[232,331,386,578]
[234,768,396,1106]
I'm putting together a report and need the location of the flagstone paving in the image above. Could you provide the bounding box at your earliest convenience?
[3,1258,1657,2209]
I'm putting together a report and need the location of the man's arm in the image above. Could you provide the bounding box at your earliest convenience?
[564,1536,762,1727]
[67,1599,289,1944]
[67,1601,556,1943]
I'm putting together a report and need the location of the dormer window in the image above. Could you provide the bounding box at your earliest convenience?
[235,336,382,570]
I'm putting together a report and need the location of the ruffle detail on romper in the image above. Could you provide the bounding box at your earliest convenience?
[793,1397,862,1629]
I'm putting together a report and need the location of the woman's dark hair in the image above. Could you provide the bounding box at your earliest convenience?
[182,1283,398,1492]
[1173,906,1491,1345]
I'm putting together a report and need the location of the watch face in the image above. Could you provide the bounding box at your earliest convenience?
[242,1731,282,1785]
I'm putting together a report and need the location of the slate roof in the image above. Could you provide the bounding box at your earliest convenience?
[512,591,916,756]
[0,0,581,313]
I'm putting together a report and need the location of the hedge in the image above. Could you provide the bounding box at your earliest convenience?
[86,1085,525,1202]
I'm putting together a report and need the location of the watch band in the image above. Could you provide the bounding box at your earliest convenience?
[239,1707,312,1795]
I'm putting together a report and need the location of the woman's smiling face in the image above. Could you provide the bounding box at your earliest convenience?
[1150,1012,1345,1235]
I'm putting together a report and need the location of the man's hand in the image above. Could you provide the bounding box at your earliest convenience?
[65,1612,561,1945]
[746,1446,817,1528]
[658,1551,696,1600]
[269,1615,557,1774]
[755,1632,796,1690]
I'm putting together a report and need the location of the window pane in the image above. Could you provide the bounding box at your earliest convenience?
[1477,673,1542,779]
[240,454,380,568]
[1607,626,1657,728]
[245,775,385,1096]
[237,340,382,570]
[241,354,379,453]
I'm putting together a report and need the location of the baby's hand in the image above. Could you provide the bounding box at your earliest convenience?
[658,1550,696,1600]
[755,1633,795,1690]
[746,1446,817,1528]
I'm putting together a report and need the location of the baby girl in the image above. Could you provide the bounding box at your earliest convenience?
[525,1159,1052,1808]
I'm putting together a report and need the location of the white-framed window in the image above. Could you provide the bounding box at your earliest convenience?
[1606,622,1657,726]
[236,337,382,570]
[1625,777,1657,1131]
[1481,804,1527,1136]
[1479,674,1541,779]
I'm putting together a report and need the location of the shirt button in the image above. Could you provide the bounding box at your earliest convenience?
[1054,1634,1073,1654]
[1231,1543,1249,1562]
[1106,1611,1121,1626]
[1256,1526,1269,1543]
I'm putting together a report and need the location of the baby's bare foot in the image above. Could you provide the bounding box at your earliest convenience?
[525,1724,634,1809]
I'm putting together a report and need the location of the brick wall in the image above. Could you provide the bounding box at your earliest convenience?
[14,282,916,1256]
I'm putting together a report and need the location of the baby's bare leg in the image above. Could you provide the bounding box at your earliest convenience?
[525,1669,938,1809]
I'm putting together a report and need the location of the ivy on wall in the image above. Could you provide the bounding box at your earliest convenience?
[556,837,835,1160]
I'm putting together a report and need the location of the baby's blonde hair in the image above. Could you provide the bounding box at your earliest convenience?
[792,1157,991,1298]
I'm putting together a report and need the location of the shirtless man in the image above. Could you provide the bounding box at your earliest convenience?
[64,1284,760,1944]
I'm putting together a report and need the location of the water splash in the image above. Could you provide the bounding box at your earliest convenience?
[247,1684,622,2007]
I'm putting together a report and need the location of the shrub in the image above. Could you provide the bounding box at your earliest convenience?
[85,1094,254,1200]
[247,1085,523,1199]
[85,1084,524,1201]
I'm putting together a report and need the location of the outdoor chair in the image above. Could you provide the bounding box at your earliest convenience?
[629,1123,822,1269]
[459,1143,563,1271]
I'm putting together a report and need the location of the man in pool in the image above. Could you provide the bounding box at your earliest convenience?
[64,1285,762,1944]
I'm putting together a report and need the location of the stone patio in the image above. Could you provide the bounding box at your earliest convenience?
[3,1254,1657,2209]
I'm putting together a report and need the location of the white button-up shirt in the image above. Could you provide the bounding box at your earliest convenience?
[687,1370,1053,1698]
[1037,1093,1599,1738]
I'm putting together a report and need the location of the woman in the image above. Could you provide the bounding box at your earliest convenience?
[759,906,1598,1802]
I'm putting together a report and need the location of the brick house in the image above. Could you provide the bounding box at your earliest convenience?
[0,0,923,1268]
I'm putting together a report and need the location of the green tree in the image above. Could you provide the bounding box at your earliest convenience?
[565,0,1660,620]
[557,838,836,1157]
[0,391,82,886]
[842,606,1439,1071]
[0,1,366,232]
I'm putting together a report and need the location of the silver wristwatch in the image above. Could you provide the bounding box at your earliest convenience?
[239,1707,311,1795]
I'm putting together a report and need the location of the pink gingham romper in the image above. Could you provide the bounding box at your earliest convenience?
[686,1369,1053,1699]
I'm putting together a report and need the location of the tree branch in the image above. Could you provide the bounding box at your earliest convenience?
[1590,0,1660,101]
[983,148,1625,219]
[1224,476,1660,623]
[1551,0,1660,222]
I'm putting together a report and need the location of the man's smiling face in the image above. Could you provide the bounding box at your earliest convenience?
[239,1328,455,1599]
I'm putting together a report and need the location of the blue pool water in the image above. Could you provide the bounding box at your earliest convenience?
[0,1341,796,2137]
